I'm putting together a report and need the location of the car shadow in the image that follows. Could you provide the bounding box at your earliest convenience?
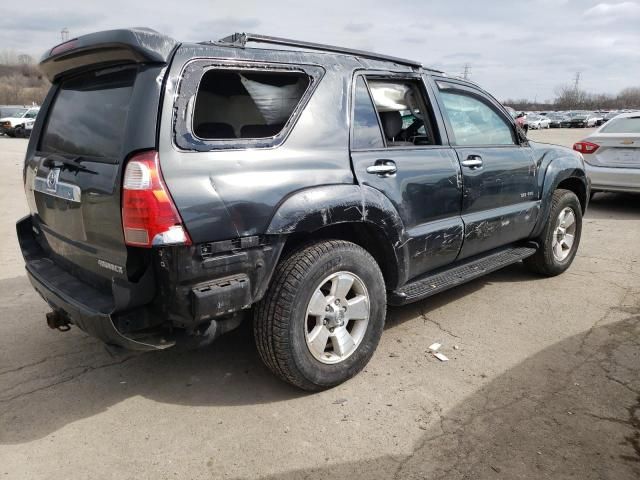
[256,313,640,479]
[0,262,542,445]
[587,192,640,221]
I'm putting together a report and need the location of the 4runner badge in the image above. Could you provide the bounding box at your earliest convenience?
[97,259,124,274]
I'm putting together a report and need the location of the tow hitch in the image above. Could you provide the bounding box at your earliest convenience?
[46,311,71,331]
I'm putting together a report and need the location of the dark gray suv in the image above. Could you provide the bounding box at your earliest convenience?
[17,28,589,390]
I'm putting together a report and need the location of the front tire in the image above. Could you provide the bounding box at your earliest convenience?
[254,240,386,391]
[524,189,582,276]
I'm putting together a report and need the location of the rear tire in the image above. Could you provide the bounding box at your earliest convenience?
[254,240,386,391]
[524,189,582,276]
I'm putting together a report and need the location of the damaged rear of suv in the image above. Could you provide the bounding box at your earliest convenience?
[18,29,588,390]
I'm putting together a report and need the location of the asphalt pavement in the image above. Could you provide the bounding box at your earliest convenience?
[0,130,638,479]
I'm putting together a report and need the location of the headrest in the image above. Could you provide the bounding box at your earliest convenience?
[379,111,403,139]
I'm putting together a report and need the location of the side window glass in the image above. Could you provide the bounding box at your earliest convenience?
[192,69,310,140]
[366,79,438,147]
[440,91,515,146]
[352,77,384,149]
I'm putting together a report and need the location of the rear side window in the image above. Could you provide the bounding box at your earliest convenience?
[40,67,135,160]
[439,90,515,146]
[193,70,310,140]
[351,75,439,149]
[600,116,640,134]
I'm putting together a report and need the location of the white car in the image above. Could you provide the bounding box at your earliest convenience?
[0,107,39,137]
[573,111,640,194]
[527,114,551,129]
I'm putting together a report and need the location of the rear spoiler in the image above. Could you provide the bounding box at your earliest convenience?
[40,28,177,82]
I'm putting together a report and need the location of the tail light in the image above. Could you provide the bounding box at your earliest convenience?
[573,141,599,154]
[122,150,191,247]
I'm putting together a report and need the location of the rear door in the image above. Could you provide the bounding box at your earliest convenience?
[350,73,464,281]
[24,65,159,290]
[433,80,539,260]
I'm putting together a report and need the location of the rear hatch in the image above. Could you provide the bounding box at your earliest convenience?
[23,29,176,295]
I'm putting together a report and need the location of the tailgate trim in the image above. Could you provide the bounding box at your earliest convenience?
[34,175,82,203]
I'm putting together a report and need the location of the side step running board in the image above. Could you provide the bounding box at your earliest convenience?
[388,245,537,306]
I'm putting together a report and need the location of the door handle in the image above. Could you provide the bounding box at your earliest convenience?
[461,155,483,169]
[366,160,397,176]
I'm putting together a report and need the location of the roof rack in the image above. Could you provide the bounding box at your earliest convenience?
[217,32,423,69]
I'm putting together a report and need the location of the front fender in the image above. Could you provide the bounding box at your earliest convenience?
[531,143,589,238]
[265,184,410,286]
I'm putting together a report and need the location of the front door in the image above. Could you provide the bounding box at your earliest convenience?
[350,74,463,282]
[434,80,540,260]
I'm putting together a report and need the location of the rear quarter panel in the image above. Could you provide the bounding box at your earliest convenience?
[158,45,362,244]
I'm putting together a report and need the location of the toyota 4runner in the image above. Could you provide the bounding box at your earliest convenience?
[17,29,589,390]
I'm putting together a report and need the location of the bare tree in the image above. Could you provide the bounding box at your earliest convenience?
[0,49,18,65]
[17,54,34,65]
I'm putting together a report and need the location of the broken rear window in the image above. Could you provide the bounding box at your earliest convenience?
[192,69,310,140]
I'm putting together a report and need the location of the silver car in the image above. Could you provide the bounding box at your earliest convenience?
[573,111,640,194]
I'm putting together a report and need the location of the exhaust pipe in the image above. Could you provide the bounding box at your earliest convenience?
[46,311,71,331]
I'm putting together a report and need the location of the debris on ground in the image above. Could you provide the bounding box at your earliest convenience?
[427,342,451,361]
[434,352,449,362]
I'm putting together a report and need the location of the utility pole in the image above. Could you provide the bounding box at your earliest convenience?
[573,72,581,91]
[462,63,471,80]
[61,28,69,42]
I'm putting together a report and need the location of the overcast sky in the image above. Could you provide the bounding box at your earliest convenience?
[2,0,639,100]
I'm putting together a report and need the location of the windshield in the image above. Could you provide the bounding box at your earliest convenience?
[0,107,27,118]
[600,116,640,134]
[39,67,135,160]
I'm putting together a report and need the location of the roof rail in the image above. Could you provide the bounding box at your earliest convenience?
[217,32,423,69]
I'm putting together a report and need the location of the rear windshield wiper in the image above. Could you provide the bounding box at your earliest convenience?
[43,154,97,174]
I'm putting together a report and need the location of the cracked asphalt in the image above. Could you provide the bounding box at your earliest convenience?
[1,131,639,479]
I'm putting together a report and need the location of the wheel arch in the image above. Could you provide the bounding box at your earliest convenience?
[532,153,589,238]
[265,184,409,289]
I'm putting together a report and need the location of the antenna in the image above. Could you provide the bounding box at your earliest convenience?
[61,28,69,42]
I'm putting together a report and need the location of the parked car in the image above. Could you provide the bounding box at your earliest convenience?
[602,111,619,123]
[574,111,640,195]
[17,28,589,390]
[516,112,528,132]
[547,113,567,128]
[569,112,598,128]
[0,107,39,137]
[528,114,551,129]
